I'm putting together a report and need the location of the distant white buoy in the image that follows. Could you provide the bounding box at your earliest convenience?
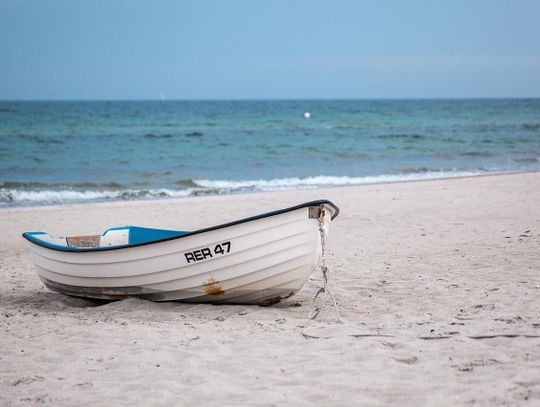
[304,112,311,119]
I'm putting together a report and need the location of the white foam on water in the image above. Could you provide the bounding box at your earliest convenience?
[194,171,485,191]
[0,170,490,206]
[0,188,195,205]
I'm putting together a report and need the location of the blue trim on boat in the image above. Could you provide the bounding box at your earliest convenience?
[102,226,129,234]
[22,200,339,252]
[23,231,74,251]
[127,226,189,245]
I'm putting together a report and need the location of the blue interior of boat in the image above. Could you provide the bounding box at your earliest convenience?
[113,226,189,245]
[23,226,190,250]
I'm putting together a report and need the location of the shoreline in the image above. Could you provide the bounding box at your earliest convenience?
[2,169,539,213]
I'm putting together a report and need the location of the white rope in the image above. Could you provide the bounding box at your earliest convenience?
[309,209,347,325]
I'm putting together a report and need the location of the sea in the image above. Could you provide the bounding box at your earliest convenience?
[1,99,539,207]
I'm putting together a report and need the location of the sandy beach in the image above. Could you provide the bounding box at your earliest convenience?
[1,172,539,406]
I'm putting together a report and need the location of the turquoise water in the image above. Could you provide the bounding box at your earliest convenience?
[1,99,539,206]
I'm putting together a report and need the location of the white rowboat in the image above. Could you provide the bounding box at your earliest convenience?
[23,200,339,305]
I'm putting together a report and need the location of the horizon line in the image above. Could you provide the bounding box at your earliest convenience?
[1,96,540,102]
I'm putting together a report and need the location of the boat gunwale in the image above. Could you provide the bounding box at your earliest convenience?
[22,199,339,253]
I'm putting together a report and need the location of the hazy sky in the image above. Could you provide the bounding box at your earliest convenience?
[1,0,539,100]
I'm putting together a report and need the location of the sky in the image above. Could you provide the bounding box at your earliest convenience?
[1,0,540,100]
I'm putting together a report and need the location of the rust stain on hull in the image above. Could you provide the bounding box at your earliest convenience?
[261,296,282,306]
[106,294,128,300]
[203,276,225,296]
[261,290,296,307]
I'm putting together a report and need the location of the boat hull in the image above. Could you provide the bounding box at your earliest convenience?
[25,202,337,305]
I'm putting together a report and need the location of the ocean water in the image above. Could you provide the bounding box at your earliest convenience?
[1,99,539,207]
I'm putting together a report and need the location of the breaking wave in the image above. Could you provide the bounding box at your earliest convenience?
[193,171,484,191]
[0,171,487,206]
[0,188,195,206]
[0,170,495,207]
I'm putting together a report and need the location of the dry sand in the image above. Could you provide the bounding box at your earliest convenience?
[1,172,539,406]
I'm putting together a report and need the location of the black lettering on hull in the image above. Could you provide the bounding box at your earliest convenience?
[184,241,232,264]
